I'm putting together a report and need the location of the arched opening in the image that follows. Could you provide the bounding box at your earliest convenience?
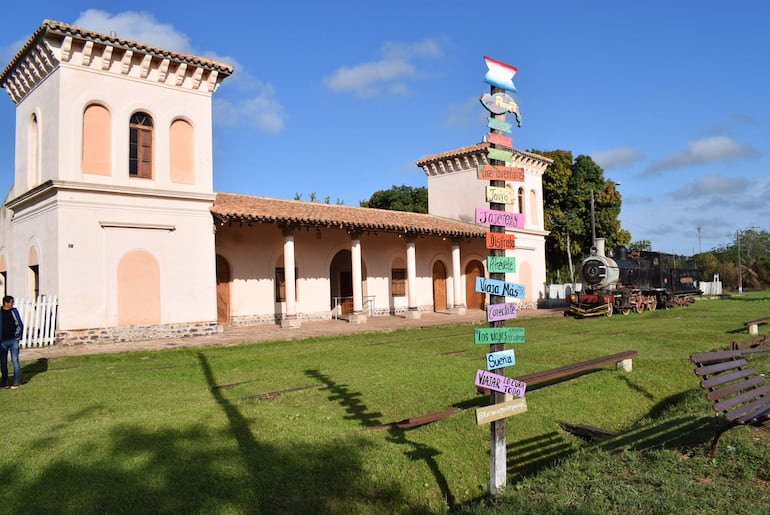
[83,104,112,175]
[465,259,485,310]
[27,246,39,299]
[432,260,447,312]
[330,249,367,315]
[216,254,231,325]
[170,118,194,184]
[117,250,160,326]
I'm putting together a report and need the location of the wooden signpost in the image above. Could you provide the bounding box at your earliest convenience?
[476,55,524,499]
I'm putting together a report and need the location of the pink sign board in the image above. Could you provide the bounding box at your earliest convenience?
[487,132,512,148]
[475,208,525,228]
[475,369,527,397]
[487,302,517,322]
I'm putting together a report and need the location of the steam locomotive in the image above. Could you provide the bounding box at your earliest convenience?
[567,241,701,318]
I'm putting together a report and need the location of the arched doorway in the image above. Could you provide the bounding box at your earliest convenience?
[330,250,368,315]
[216,254,231,325]
[465,259,485,310]
[433,261,447,312]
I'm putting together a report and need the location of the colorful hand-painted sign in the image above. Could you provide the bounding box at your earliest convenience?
[476,397,527,425]
[486,349,516,370]
[483,56,517,92]
[487,302,518,322]
[487,117,513,133]
[480,92,520,116]
[486,232,516,250]
[476,165,524,182]
[475,369,527,397]
[487,255,517,273]
[487,147,513,163]
[474,327,525,344]
[475,277,525,298]
[487,132,512,148]
[476,208,524,228]
[485,186,515,204]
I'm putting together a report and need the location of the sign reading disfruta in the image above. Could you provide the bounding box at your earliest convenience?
[486,349,516,370]
[476,208,524,228]
[474,369,527,397]
[487,302,517,322]
[487,255,517,273]
[486,232,516,250]
[474,327,525,344]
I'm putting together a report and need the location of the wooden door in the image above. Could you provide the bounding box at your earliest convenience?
[465,260,484,310]
[433,261,447,311]
[216,255,231,324]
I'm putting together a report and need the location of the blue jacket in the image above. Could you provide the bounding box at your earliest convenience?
[0,308,23,341]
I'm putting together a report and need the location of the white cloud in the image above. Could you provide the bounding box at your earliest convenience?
[669,174,750,197]
[323,39,441,97]
[590,146,644,170]
[214,83,285,133]
[74,10,193,53]
[645,135,759,174]
[444,96,480,128]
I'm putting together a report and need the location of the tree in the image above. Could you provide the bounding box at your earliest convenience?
[535,150,629,281]
[360,184,428,213]
[630,240,652,251]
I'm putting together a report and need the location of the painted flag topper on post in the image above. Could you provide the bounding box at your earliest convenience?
[483,56,517,92]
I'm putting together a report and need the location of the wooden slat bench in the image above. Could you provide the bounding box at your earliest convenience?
[478,350,638,395]
[744,316,770,335]
[691,350,770,456]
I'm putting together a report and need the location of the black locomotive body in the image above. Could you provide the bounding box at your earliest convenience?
[568,246,701,317]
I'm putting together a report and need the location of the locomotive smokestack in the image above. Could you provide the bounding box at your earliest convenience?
[594,238,606,257]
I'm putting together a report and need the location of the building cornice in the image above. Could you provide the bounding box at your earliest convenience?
[0,19,233,104]
[417,142,552,177]
[5,180,216,212]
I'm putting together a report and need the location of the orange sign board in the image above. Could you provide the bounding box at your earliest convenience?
[477,165,524,181]
[486,232,516,250]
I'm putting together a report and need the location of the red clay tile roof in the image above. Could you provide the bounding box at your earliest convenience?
[416,142,552,167]
[212,192,486,238]
[0,19,233,83]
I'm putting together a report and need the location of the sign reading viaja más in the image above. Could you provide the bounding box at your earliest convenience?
[474,277,525,298]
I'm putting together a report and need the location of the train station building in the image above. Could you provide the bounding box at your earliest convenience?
[0,20,550,344]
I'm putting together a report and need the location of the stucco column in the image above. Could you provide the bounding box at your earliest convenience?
[349,231,367,324]
[405,234,420,319]
[281,226,301,328]
[450,239,466,314]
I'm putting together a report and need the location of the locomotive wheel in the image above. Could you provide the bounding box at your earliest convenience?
[633,303,643,313]
[620,307,630,315]
[605,303,613,317]
[647,297,658,311]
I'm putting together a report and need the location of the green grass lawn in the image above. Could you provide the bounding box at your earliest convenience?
[1,292,769,513]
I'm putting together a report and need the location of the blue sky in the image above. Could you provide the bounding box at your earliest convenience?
[0,2,768,256]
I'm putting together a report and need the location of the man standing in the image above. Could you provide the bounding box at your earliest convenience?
[0,296,24,389]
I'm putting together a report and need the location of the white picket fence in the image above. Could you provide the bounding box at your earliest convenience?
[16,296,58,348]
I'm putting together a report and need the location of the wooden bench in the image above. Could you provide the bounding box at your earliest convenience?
[744,316,770,335]
[691,350,770,456]
[478,350,637,395]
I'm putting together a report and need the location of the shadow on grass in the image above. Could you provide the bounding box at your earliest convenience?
[0,357,420,513]
[505,388,719,484]
[304,368,456,510]
[21,358,48,384]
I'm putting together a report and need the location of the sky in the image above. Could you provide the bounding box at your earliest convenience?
[0,1,768,256]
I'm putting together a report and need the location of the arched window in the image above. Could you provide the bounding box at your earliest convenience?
[82,104,111,175]
[529,189,538,226]
[517,187,524,215]
[170,119,194,184]
[129,112,153,178]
